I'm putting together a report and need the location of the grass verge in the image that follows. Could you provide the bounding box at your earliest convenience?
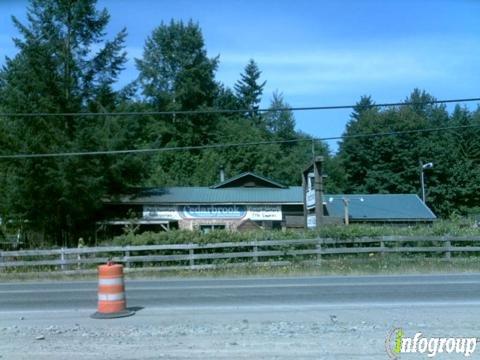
[1,255,480,282]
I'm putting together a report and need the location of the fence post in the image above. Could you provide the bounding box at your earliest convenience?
[253,241,259,263]
[380,239,385,257]
[444,237,451,260]
[77,250,81,270]
[60,248,66,271]
[124,245,131,269]
[189,244,195,268]
[316,238,322,263]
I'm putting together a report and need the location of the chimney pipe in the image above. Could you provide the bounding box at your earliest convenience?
[220,166,225,182]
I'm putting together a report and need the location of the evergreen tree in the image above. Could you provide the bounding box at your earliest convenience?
[338,96,380,192]
[338,91,444,194]
[265,91,296,141]
[234,59,266,117]
[427,105,480,216]
[136,20,219,148]
[135,20,223,186]
[136,19,219,112]
[351,95,375,121]
[405,88,437,117]
[0,0,142,245]
[336,90,480,217]
[214,84,241,113]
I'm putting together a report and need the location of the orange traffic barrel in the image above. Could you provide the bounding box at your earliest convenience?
[91,262,135,319]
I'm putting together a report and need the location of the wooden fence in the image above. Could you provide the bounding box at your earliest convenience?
[1,235,480,273]
[0,234,23,249]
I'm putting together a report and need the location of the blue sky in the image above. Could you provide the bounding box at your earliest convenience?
[1,0,479,151]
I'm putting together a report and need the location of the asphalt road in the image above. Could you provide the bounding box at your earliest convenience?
[1,273,480,311]
[2,274,480,359]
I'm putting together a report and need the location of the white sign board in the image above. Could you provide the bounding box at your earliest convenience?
[306,189,316,209]
[247,206,282,221]
[143,206,182,220]
[307,214,316,228]
[143,205,282,221]
[181,205,246,219]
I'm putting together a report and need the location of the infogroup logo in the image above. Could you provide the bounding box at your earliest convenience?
[385,328,477,359]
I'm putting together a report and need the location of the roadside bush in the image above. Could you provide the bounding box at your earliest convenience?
[106,219,480,246]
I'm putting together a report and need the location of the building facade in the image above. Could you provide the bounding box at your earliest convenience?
[101,173,304,234]
[100,172,436,235]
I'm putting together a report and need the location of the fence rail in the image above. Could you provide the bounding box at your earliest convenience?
[1,235,480,272]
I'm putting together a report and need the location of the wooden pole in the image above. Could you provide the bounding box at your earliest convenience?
[343,197,350,225]
[302,170,309,229]
[314,156,324,228]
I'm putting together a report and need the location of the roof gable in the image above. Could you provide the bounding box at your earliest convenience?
[211,172,287,189]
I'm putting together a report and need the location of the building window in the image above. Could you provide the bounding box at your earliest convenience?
[200,225,226,234]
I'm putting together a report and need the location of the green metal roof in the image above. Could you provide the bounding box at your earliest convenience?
[110,188,436,221]
[324,194,436,221]
[117,186,304,205]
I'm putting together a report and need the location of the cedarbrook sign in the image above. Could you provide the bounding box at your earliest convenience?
[143,205,282,221]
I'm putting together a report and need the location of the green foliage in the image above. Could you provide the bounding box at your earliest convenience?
[109,220,480,246]
[2,1,480,248]
[338,89,480,217]
[234,59,266,115]
[0,0,145,245]
[111,229,304,246]
[264,91,296,141]
[134,21,332,189]
[135,19,220,154]
[136,19,219,110]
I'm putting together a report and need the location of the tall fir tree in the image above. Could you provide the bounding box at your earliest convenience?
[0,0,143,245]
[135,20,222,186]
[265,91,296,141]
[136,20,219,147]
[234,59,266,120]
[136,19,219,112]
[350,95,375,121]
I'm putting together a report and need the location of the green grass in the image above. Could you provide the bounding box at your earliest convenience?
[2,255,480,282]
[128,256,480,278]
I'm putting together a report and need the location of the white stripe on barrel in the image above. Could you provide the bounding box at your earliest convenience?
[98,277,124,286]
[98,292,125,301]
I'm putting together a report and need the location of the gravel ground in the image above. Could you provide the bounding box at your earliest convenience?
[1,304,479,359]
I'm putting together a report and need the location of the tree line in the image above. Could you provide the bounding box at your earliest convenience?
[0,0,478,245]
[340,91,480,218]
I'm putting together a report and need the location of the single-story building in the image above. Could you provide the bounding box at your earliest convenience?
[99,172,436,234]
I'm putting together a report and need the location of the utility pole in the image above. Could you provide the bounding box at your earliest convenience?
[420,160,425,203]
[419,160,433,203]
[314,156,324,227]
[302,171,308,229]
[343,197,350,225]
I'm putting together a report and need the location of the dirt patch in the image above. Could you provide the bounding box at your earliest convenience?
[1,304,478,359]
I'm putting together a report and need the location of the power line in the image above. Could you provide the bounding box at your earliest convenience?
[0,123,479,160]
[324,123,480,141]
[0,138,309,159]
[0,97,479,118]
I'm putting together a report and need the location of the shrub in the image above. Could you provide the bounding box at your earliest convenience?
[105,220,480,246]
